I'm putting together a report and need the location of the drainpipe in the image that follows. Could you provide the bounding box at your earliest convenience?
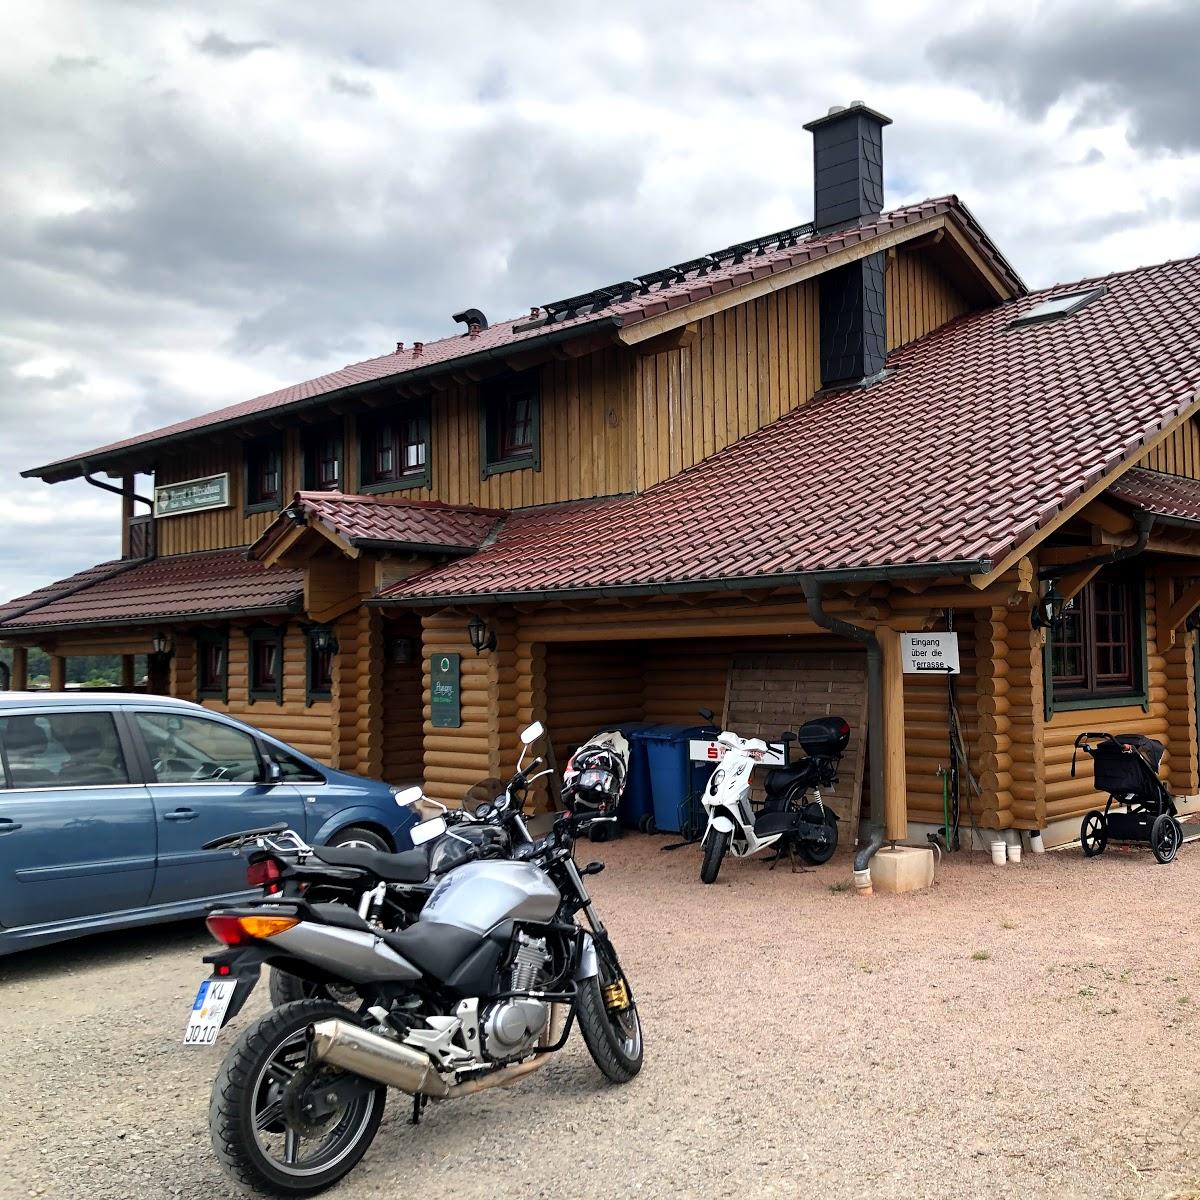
[801,580,886,890]
[1036,510,1154,581]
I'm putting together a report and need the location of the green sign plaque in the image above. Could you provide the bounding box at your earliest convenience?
[430,653,461,729]
[154,473,230,518]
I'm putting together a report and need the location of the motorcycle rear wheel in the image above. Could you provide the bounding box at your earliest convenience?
[577,945,643,1083]
[700,828,730,884]
[268,969,360,1009]
[210,999,386,1197]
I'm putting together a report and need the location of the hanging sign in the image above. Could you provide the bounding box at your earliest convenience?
[154,473,230,518]
[901,632,960,674]
[688,739,790,766]
[430,653,461,728]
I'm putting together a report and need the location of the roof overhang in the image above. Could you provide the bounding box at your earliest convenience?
[0,599,302,638]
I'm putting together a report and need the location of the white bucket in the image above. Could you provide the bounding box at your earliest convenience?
[1029,831,1046,854]
[1009,843,1022,864]
[990,841,1006,866]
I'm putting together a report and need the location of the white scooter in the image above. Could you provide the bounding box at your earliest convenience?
[697,717,851,884]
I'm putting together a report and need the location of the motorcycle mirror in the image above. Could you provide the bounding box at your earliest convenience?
[410,815,447,846]
[394,785,425,807]
[520,721,545,746]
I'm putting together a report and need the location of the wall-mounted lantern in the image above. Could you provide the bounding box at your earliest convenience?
[467,613,496,655]
[151,630,175,657]
[1030,578,1065,632]
[309,625,339,656]
[386,635,415,666]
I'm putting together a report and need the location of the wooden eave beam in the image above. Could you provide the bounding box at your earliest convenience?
[633,323,700,357]
[1077,499,1137,536]
[1058,564,1104,603]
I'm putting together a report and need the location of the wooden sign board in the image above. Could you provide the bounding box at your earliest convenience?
[430,653,461,729]
[723,652,869,830]
[154,473,230,518]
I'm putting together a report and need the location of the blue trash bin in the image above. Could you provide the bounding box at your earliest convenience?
[642,725,719,835]
[616,723,660,831]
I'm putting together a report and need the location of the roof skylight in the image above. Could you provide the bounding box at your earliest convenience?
[1009,287,1105,329]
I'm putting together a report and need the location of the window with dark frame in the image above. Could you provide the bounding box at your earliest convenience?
[248,628,285,703]
[482,371,540,477]
[196,632,228,700]
[306,640,334,705]
[1050,570,1140,701]
[360,410,429,491]
[245,437,283,511]
[303,425,343,491]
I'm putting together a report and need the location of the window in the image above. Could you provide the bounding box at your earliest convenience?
[0,712,129,789]
[360,409,430,492]
[196,632,228,701]
[1010,287,1105,330]
[303,424,343,491]
[245,437,284,512]
[135,711,261,783]
[248,628,285,704]
[306,639,334,706]
[481,371,540,478]
[1050,570,1142,704]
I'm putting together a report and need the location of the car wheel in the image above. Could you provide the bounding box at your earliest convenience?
[326,825,389,852]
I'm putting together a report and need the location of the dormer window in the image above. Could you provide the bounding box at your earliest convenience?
[360,406,430,493]
[1009,287,1105,330]
[303,423,343,492]
[481,370,540,478]
[245,436,284,513]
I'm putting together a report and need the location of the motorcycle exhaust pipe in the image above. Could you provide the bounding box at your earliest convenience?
[309,1019,450,1098]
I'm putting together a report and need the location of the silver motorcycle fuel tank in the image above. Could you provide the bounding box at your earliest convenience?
[419,860,561,935]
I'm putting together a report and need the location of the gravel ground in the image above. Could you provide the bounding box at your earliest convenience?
[5,837,1200,1200]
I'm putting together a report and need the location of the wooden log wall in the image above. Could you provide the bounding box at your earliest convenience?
[1163,630,1199,795]
[352,607,384,779]
[1138,417,1200,478]
[885,246,970,351]
[545,644,644,759]
[381,638,423,784]
[331,610,362,773]
[1043,577,1170,821]
[1004,609,1047,830]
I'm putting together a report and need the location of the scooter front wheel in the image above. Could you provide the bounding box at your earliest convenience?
[700,828,730,884]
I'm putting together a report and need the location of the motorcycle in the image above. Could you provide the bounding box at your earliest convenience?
[698,716,850,884]
[188,721,643,1197]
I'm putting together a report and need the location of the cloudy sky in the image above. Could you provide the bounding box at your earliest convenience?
[3,0,1199,602]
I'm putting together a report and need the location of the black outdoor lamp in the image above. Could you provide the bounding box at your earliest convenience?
[1031,578,1065,631]
[1186,609,1200,633]
[151,630,175,657]
[467,613,496,655]
[309,625,339,656]
[284,504,307,528]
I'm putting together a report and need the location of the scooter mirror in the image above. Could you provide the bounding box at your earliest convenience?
[520,721,545,746]
[394,785,425,807]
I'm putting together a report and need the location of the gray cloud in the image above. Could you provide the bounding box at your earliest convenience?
[194,30,273,59]
[929,2,1200,153]
[329,73,373,99]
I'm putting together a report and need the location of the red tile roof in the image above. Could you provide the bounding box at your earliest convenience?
[250,492,504,561]
[0,558,136,625]
[382,255,1200,603]
[26,197,1023,482]
[0,550,304,632]
[1108,467,1200,525]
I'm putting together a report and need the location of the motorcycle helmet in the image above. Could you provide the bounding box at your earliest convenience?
[429,823,511,875]
[564,746,624,816]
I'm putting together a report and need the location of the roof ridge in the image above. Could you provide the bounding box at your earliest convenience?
[297,490,506,517]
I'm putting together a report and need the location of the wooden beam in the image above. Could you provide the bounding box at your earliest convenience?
[1058,564,1104,603]
[876,626,908,841]
[120,474,135,559]
[1163,579,1200,646]
[49,654,66,692]
[1078,499,1137,536]
[10,646,27,691]
[633,323,700,357]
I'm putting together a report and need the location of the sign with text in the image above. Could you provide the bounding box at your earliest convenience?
[901,632,960,674]
[688,739,790,767]
[430,653,462,728]
[155,473,230,518]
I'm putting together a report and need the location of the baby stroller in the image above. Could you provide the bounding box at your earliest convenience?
[1071,731,1183,864]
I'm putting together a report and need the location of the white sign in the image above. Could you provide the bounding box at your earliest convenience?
[901,632,960,674]
[155,473,230,518]
[688,739,790,767]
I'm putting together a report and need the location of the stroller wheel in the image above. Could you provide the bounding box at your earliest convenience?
[1081,810,1108,858]
[1150,813,1182,864]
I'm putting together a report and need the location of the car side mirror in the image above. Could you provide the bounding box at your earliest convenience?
[261,759,283,785]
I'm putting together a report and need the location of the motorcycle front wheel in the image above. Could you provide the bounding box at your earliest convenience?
[210,999,386,1197]
[700,828,730,884]
[577,943,643,1083]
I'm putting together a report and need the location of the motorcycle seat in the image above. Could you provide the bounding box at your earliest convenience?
[763,758,822,797]
[383,921,484,981]
[753,810,804,837]
[312,844,430,884]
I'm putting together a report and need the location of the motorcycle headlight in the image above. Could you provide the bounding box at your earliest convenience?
[709,769,724,795]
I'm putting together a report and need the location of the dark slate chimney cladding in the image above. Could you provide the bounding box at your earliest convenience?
[803,102,893,387]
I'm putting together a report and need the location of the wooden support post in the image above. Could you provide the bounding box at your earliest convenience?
[120,474,135,560]
[49,654,66,692]
[10,646,27,691]
[120,655,135,690]
[876,626,908,841]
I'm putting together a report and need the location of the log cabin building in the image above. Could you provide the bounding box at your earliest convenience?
[7,101,1200,857]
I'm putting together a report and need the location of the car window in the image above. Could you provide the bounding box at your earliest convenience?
[265,745,325,783]
[0,712,130,789]
[135,711,261,784]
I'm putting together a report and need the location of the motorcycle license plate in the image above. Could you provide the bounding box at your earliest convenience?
[183,978,238,1047]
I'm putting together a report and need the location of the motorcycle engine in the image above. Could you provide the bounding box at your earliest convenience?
[481,933,551,1062]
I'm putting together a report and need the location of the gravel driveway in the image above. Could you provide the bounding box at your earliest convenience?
[5,837,1200,1200]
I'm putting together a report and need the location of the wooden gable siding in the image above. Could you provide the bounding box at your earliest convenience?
[885,246,970,351]
[1137,417,1200,478]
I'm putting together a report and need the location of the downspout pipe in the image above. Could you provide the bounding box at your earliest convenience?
[1036,510,1154,580]
[801,580,886,876]
[83,471,153,508]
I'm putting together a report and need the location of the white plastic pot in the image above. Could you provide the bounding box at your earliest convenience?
[990,841,1006,866]
[1029,831,1046,855]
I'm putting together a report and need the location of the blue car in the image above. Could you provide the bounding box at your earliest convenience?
[0,693,417,954]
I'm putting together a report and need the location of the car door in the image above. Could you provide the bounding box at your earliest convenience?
[132,709,304,905]
[0,708,156,930]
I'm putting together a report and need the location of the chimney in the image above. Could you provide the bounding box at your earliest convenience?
[803,102,893,387]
